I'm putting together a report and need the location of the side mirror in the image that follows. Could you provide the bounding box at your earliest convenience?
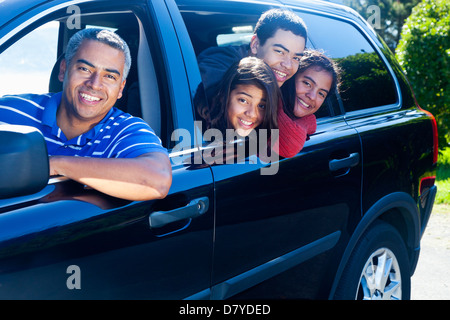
[0,125,49,199]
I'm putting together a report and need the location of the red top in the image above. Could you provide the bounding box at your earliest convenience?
[274,101,317,158]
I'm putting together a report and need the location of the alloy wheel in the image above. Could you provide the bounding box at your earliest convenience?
[357,247,402,300]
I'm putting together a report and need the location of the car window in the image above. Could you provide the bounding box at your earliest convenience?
[216,25,253,47]
[175,1,335,121]
[175,0,267,56]
[0,6,170,147]
[0,21,59,96]
[298,12,398,113]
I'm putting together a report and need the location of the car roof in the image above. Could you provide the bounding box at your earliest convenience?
[281,0,353,13]
[280,0,367,24]
[0,0,368,33]
[0,0,41,28]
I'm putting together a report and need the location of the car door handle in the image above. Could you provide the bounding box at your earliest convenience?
[329,153,360,172]
[149,197,209,228]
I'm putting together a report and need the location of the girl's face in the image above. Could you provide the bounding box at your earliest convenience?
[227,84,266,136]
[293,67,333,118]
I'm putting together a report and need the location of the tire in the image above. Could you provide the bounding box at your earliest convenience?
[334,221,411,300]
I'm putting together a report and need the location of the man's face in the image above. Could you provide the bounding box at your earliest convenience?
[250,29,306,87]
[59,40,126,125]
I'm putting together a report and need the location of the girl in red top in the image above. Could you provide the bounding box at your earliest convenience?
[275,50,341,158]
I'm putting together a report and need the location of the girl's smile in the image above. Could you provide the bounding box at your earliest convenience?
[227,84,266,136]
[293,67,332,118]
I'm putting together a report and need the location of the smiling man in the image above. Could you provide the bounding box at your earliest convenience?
[0,28,172,201]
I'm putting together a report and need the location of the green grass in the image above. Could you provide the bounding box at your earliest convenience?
[435,147,450,205]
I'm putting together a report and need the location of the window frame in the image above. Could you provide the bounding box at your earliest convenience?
[177,2,377,122]
[0,1,177,148]
[0,20,59,96]
[287,7,402,119]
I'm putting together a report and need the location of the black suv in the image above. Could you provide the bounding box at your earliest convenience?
[0,0,437,300]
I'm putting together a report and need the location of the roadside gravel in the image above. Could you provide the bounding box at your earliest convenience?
[411,203,450,300]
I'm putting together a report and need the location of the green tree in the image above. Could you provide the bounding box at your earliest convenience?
[343,0,420,50]
[396,0,450,150]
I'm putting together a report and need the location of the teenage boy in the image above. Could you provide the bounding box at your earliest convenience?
[198,8,308,99]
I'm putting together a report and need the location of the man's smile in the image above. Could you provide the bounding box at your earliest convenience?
[273,68,288,82]
[79,92,102,104]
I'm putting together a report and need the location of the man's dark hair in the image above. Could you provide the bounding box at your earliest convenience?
[65,28,131,79]
[254,9,308,45]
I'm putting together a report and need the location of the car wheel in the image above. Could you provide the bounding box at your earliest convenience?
[334,221,411,300]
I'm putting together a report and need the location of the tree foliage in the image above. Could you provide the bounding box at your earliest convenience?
[395,0,450,150]
[343,0,420,50]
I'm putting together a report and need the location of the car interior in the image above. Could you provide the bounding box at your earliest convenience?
[3,3,344,152]
[47,11,166,145]
[178,5,337,120]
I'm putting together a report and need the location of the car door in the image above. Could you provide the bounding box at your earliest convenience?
[207,116,362,299]
[174,0,363,299]
[0,0,214,299]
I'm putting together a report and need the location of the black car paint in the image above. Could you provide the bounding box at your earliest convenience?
[0,0,437,299]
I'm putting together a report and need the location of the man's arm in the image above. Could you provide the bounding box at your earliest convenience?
[49,152,172,201]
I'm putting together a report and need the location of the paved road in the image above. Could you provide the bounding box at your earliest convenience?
[411,203,450,300]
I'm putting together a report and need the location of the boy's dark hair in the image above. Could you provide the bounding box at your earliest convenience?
[254,9,308,45]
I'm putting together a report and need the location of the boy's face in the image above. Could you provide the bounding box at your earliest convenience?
[250,29,306,87]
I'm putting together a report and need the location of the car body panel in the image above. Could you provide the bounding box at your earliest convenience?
[0,0,215,300]
[209,118,362,299]
[0,0,437,300]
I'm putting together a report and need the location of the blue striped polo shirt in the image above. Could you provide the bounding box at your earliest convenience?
[0,92,168,158]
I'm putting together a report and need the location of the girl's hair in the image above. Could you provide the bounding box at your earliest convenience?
[199,56,279,134]
[281,49,341,119]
